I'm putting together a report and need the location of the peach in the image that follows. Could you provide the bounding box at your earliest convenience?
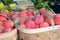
[0,12,7,17]
[27,9,34,16]
[11,12,19,19]
[40,22,49,28]
[19,17,26,25]
[54,18,60,25]
[45,18,50,25]
[28,16,34,20]
[19,10,27,17]
[47,11,53,17]
[39,8,46,13]
[35,24,40,28]
[9,12,15,17]
[3,20,14,28]
[55,14,60,18]
[25,20,35,29]
[4,28,12,32]
[35,15,44,24]
[0,16,7,21]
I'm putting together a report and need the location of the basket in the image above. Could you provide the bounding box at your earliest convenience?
[0,29,17,40]
[0,15,17,40]
[17,10,60,40]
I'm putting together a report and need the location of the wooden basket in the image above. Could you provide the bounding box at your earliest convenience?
[17,11,60,40]
[0,29,17,40]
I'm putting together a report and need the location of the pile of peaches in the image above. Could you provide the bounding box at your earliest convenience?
[0,7,60,33]
[9,8,60,29]
[0,12,14,33]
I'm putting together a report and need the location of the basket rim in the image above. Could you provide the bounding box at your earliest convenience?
[17,25,60,34]
[0,29,17,39]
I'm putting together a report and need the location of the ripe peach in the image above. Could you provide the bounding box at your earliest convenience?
[47,11,53,17]
[3,20,14,28]
[39,8,46,13]
[28,16,34,20]
[19,10,27,17]
[0,12,7,17]
[27,9,34,16]
[11,12,19,19]
[25,20,35,29]
[9,12,15,17]
[45,18,50,25]
[40,22,49,28]
[19,17,26,25]
[35,15,44,24]
[54,18,60,25]
[35,24,40,28]
[55,14,60,18]
[0,16,7,21]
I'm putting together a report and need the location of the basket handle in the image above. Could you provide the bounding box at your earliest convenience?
[40,12,55,26]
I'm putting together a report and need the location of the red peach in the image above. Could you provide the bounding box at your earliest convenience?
[25,20,35,29]
[27,9,34,16]
[9,12,15,17]
[19,10,27,17]
[47,11,53,17]
[0,12,7,17]
[0,16,7,21]
[3,20,14,28]
[35,24,40,28]
[35,15,44,24]
[19,17,26,25]
[11,12,19,19]
[40,22,49,28]
[55,14,60,18]
[54,18,60,25]
[39,8,46,13]
[28,16,34,20]
[45,18,50,25]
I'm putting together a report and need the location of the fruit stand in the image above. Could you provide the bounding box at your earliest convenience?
[0,0,60,40]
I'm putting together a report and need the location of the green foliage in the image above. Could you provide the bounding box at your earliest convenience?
[31,0,54,13]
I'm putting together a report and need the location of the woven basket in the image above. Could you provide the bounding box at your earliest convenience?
[0,29,17,40]
[17,11,60,40]
[0,13,17,40]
